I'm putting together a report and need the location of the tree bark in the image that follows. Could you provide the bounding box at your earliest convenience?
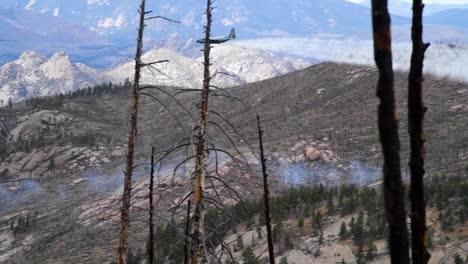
[184,200,192,264]
[371,1,410,263]
[148,146,156,264]
[117,1,146,263]
[408,1,430,263]
[191,0,213,263]
[256,115,275,264]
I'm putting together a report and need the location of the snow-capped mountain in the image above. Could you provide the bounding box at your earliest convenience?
[0,45,309,103]
[2,0,468,69]
[105,44,310,88]
[0,51,105,103]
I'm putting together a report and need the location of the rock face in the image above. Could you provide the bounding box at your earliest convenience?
[304,146,322,161]
[0,51,106,103]
[105,45,309,89]
[272,140,342,185]
[448,104,468,112]
[9,110,67,141]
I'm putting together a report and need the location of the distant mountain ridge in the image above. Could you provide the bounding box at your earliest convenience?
[0,45,309,103]
[0,0,467,69]
[0,51,105,104]
[0,0,407,68]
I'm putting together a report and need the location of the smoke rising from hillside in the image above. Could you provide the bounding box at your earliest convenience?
[279,160,381,187]
[234,38,468,83]
[0,180,44,212]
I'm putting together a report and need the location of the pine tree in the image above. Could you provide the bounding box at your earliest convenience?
[366,242,377,261]
[327,192,334,214]
[236,234,244,251]
[453,253,463,264]
[297,217,304,229]
[284,233,294,250]
[349,217,355,235]
[339,222,348,240]
[355,243,365,264]
[279,256,288,264]
[354,211,364,246]
[273,223,283,244]
[242,247,259,264]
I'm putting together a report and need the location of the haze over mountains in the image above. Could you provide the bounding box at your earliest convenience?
[1,0,468,68]
[0,45,309,103]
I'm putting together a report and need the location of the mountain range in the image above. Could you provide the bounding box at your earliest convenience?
[0,51,104,104]
[0,45,309,103]
[1,0,468,68]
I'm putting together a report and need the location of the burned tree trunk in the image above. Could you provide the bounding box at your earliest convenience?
[191,0,213,263]
[256,115,275,264]
[184,200,192,264]
[408,1,430,263]
[371,1,410,263]
[148,147,156,264]
[117,1,146,263]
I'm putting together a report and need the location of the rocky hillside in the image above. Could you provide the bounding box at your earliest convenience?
[0,51,105,103]
[0,45,308,103]
[0,62,466,263]
[106,44,309,89]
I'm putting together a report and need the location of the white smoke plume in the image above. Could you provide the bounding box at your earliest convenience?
[234,38,468,83]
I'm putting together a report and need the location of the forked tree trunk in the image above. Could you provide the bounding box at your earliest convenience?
[191,0,213,263]
[256,115,275,264]
[408,1,430,263]
[148,146,156,264]
[117,1,146,263]
[370,1,410,263]
[184,200,192,264]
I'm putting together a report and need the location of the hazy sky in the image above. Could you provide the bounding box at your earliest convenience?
[347,0,468,4]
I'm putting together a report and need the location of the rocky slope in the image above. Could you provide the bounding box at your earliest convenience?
[0,51,105,103]
[0,45,308,103]
[0,62,466,263]
[106,44,309,88]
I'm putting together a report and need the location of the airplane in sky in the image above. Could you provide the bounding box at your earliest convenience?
[197,28,236,44]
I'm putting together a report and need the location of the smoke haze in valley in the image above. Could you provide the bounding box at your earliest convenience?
[234,38,468,83]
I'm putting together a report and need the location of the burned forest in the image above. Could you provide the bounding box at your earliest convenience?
[0,0,466,264]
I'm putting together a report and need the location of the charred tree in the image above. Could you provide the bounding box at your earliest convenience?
[191,0,213,263]
[408,1,431,263]
[184,200,192,264]
[117,1,147,263]
[256,115,275,264]
[148,147,156,264]
[371,1,410,263]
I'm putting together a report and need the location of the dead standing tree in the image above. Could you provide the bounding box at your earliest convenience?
[117,1,177,263]
[148,147,156,264]
[117,1,147,263]
[371,1,410,263]
[191,0,214,262]
[408,0,431,263]
[256,115,275,264]
[184,200,192,264]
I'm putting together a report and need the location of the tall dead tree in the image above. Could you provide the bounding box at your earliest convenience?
[117,1,147,263]
[408,1,430,263]
[148,147,156,264]
[371,1,410,263]
[184,200,192,264]
[191,0,214,263]
[256,115,275,264]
